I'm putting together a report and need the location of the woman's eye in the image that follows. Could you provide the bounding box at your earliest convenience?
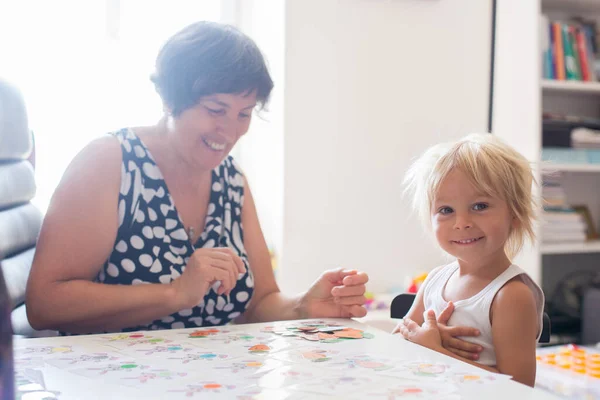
[473,203,488,211]
[206,107,226,116]
[439,207,453,215]
[239,113,251,119]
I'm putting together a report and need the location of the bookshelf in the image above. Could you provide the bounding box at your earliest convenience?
[541,163,600,172]
[541,0,600,343]
[539,0,600,253]
[541,239,600,255]
[542,79,600,94]
[494,0,600,345]
[542,0,600,14]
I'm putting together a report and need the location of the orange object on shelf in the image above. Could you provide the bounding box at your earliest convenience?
[406,272,428,294]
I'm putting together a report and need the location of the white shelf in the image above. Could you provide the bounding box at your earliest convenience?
[541,163,600,172]
[542,80,600,94]
[543,0,600,13]
[541,240,600,255]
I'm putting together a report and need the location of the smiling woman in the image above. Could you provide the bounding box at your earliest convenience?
[25,21,369,336]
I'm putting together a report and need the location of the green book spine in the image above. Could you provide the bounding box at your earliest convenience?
[570,26,582,80]
[563,24,579,80]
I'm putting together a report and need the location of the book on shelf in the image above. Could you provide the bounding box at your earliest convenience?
[571,127,600,148]
[563,24,579,80]
[542,15,598,82]
[541,231,587,243]
[541,205,598,243]
[542,113,600,148]
[543,222,587,234]
[541,127,600,163]
[543,113,600,127]
[542,178,567,208]
[572,204,599,239]
[542,14,553,80]
[543,210,584,223]
[541,147,597,164]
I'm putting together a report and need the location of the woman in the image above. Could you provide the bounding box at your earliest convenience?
[25,21,369,334]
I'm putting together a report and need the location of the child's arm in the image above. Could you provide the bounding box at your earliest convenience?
[430,280,538,384]
[400,282,426,325]
[490,279,539,387]
[393,266,482,360]
[392,265,445,332]
[399,310,500,373]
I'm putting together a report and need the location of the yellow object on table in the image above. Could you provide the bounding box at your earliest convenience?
[536,344,600,398]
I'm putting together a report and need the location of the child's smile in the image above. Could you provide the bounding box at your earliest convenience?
[451,236,485,245]
[432,168,514,270]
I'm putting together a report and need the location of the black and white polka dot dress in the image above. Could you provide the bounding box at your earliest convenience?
[97,128,254,332]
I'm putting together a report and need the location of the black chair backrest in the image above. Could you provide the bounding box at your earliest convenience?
[390,293,417,319]
[390,293,551,344]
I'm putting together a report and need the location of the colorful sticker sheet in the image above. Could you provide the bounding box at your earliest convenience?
[535,344,600,399]
[13,319,512,399]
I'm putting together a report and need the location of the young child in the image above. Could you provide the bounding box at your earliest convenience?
[394,133,544,387]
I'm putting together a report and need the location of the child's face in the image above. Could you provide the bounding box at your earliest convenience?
[431,169,514,267]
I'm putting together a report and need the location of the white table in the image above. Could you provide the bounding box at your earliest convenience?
[13,318,559,399]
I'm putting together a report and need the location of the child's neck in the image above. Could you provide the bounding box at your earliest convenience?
[455,250,512,279]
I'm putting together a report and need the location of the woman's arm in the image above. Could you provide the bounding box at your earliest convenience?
[26,137,183,333]
[234,180,302,323]
[490,279,539,387]
[236,179,368,324]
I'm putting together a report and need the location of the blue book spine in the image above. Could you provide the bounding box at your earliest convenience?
[583,25,597,81]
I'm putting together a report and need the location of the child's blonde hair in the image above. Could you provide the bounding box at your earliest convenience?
[404,133,537,258]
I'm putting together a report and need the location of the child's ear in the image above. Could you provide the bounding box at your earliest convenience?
[511,216,520,230]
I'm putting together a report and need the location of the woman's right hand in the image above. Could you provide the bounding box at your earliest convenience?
[171,247,246,309]
[437,301,483,360]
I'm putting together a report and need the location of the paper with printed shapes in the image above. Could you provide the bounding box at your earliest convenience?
[359,381,462,400]
[13,318,511,399]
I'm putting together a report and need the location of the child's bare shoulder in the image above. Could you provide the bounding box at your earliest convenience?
[492,277,537,313]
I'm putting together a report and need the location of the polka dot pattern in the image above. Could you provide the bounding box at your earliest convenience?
[92,128,253,333]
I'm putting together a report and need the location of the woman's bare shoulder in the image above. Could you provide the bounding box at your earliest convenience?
[50,135,123,208]
[62,135,122,182]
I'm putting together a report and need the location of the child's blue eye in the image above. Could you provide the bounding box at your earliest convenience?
[439,207,453,215]
[239,113,250,119]
[473,203,488,211]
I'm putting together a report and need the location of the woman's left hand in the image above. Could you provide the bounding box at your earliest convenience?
[300,268,369,318]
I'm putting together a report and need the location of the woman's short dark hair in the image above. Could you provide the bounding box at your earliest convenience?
[150,21,274,116]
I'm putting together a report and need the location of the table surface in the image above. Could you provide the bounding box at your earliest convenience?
[13,318,559,400]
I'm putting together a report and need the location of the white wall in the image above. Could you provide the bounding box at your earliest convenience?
[281,0,493,293]
[234,0,285,262]
[492,1,542,283]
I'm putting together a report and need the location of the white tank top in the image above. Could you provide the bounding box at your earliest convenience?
[422,262,545,366]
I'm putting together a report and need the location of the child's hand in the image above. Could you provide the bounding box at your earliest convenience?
[395,309,443,351]
[437,301,483,360]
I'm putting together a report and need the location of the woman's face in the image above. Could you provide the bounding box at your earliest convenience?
[168,91,257,170]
